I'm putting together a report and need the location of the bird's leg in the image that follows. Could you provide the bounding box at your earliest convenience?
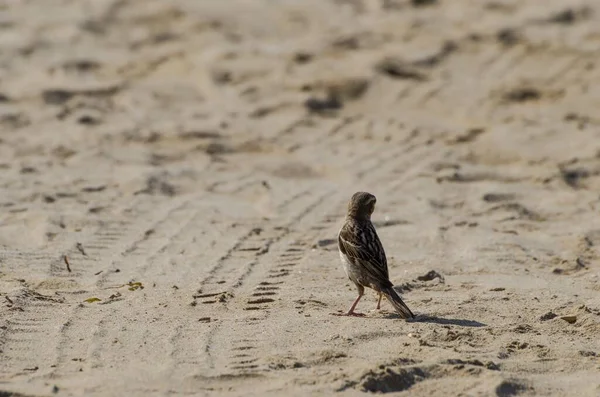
[345,292,365,316]
[376,292,382,310]
[331,286,365,317]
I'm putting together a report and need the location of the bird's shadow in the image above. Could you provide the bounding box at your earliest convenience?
[410,314,487,327]
[381,313,487,327]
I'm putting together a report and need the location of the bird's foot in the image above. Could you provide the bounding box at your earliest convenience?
[330,311,366,317]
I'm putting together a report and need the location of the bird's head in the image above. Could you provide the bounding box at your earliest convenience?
[347,191,376,221]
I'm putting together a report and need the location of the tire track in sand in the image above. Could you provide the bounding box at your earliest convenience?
[193,134,444,380]
[0,194,187,381]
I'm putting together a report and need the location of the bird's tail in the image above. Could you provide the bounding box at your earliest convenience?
[382,286,414,319]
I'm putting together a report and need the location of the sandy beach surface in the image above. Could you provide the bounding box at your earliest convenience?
[1,0,600,396]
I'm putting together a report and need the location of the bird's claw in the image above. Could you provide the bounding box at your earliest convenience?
[330,311,366,317]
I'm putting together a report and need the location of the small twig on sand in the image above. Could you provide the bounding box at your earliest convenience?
[64,255,72,272]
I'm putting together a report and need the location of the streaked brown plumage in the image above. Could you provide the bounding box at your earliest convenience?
[335,192,414,318]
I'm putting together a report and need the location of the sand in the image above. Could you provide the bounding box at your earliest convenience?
[1,0,600,396]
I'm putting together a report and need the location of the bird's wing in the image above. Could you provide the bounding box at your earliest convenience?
[338,221,390,282]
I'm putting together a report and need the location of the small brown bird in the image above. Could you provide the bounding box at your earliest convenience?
[335,192,414,318]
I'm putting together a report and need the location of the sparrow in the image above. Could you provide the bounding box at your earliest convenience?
[334,191,414,318]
